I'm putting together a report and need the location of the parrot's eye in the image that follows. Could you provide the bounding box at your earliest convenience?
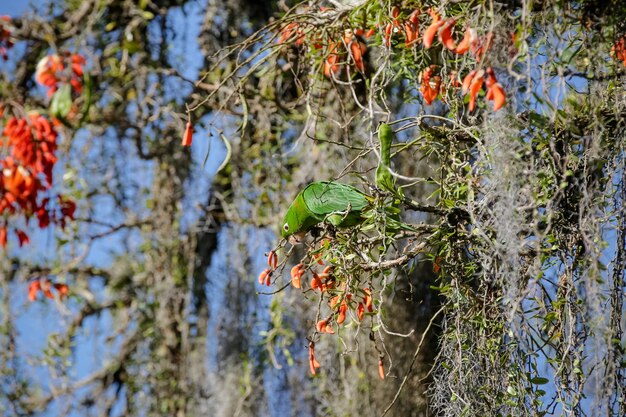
[283,223,289,232]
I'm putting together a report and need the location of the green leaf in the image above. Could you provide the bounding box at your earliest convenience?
[50,84,72,120]
[216,133,232,173]
[530,377,549,385]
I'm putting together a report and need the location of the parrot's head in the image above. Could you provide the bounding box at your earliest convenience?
[281,199,308,244]
[281,210,305,244]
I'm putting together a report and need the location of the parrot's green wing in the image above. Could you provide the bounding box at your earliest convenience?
[281,181,369,238]
[303,181,368,215]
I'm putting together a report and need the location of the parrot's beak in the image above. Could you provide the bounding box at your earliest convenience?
[288,232,306,245]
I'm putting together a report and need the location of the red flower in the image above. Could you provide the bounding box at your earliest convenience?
[28,281,41,301]
[420,66,441,105]
[468,69,485,112]
[344,30,366,72]
[15,229,29,247]
[384,6,401,47]
[309,341,321,375]
[323,42,340,78]
[267,250,277,269]
[357,302,365,320]
[433,256,443,274]
[182,121,193,147]
[310,272,323,291]
[471,32,493,59]
[455,28,476,55]
[0,16,14,60]
[378,357,386,380]
[364,28,376,39]
[278,22,305,45]
[28,279,69,301]
[54,283,69,298]
[258,268,271,286]
[0,226,6,248]
[58,197,76,228]
[336,294,351,324]
[316,317,334,334]
[485,67,506,111]
[290,263,305,288]
[404,9,420,46]
[612,37,626,66]
[363,287,374,312]
[438,18,456,51]
[35,53,86,96]
[423,9,445,49]
[461,70,476,95]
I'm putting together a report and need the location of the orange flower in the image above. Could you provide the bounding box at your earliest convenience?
[438,18,456,51]
[384,6,401,47]
[336,294,351,324]
[344,30,366,72]
[308,265,333,291]
[309,341,321,375]
[357,302,365,320]
[0,226,6,248]
[28,279,68,301]
[310,273,323,290]
[267,250,278,269]
[54,283,69,298]
[468,69,485,112]
[486,82,506,111]
[0,16,13,60]
[28,281,41,301]
[420,66,441,105]
[461,70,477,94]
[485,67,506,111]
[35,53,85,96]
[404,9,420,46]
[433,256,443,273]
[258,268,271,286]
[471,32,493,59]
[364,28,376,38]
[182,121,193,147]
[278,22,305,45]
[449,70,461,88]
[290,263,305,288]
[323,42,340,78]
[316,317,334,334]
[311,251,324,265]
[422,9,445,49]
[363,287,374,312]
[455,28,476,55]
[612,37,626,66]
[378,357,386,380]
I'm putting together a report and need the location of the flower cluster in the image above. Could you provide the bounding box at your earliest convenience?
[277,6,506,112]
[461,67,506,112]
[0,16,13,60]
[257,243,381,375]
[257,250,278,286]
[320,29,371,78]
[612,37,626,67]
[0,112,76,247]
[28,278,69,301]
[35,53,86,97]
[277,7,373,78]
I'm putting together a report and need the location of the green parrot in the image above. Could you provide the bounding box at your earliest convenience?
[281,123,397,244]
[281,181,370,244]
